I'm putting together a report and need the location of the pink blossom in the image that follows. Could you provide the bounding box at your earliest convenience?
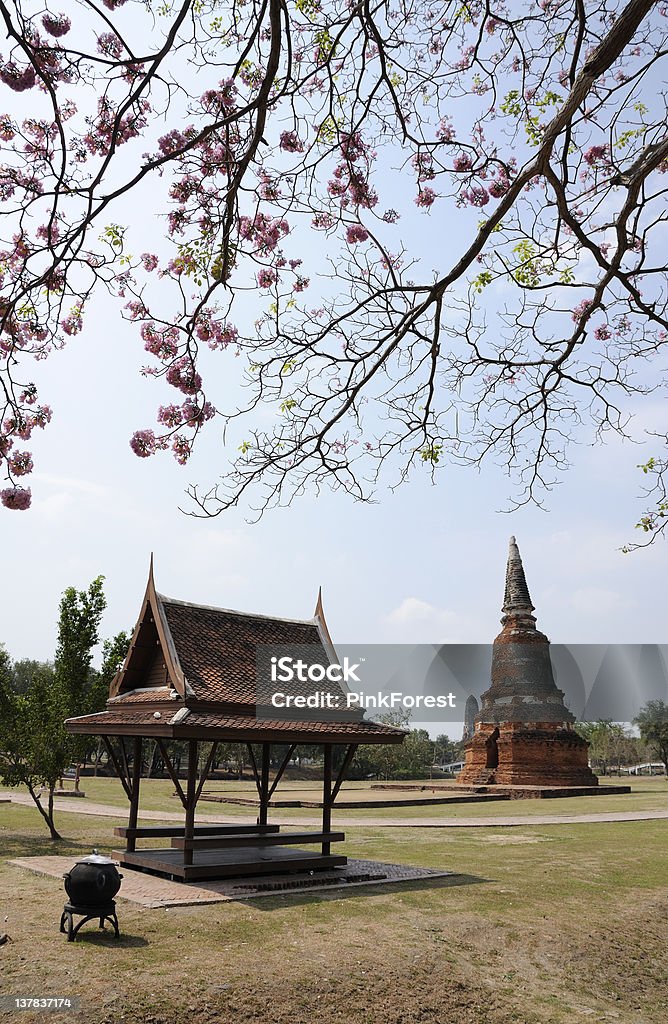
[280,131,304,153]
[293,276,310,292]
[583,144,610,167]
[462,185,490,207]
[157,404,183,428]
[412,152,435,182]
[0,63,37,92]
[346,224,369,244]
[97,32,123,58]
[436,117,454,143]
[195,314,238,349]
[166,358,202,395]
[142,322,179,361]
[572,299,594,322]
[171,435,191,465]
[1,486,31,510]
[61,307,83,336]
[101,0,129,9]
[415,188,436,208]
[453,153,473,172]
[130,430,156,457]
[42,13,71,37]
[8,450,33,476]
[594,324,611,341]
[182,399,216,425]
[141,253,159,272]
[312,212,334,229]
[0,115,16,141]
[257,268,277,289]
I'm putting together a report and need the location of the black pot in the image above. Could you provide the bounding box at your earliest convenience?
[63,851,122,907]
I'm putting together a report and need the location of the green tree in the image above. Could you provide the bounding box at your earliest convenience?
[634,701,668,775]
[9,658,53,696]
[54,576,107,790]
[0,646,68,840]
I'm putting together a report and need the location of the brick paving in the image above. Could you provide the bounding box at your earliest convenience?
[8,855,452,908]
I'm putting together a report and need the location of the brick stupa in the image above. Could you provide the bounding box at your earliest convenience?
[457,537,598,787]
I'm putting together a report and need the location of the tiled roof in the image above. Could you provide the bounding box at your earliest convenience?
[159,596,329,705]
[108,687,175,703]
[65,708,406,744]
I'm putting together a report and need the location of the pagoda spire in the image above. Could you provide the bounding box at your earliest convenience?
[501,536,537,631]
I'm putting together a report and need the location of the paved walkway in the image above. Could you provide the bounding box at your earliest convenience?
[8,855,452,908]
[6,792,668,828]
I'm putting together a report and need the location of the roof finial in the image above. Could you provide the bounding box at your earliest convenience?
[501,536,536,628]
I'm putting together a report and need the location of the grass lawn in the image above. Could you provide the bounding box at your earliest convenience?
[2,774,665,823]
[1,787,667,1024]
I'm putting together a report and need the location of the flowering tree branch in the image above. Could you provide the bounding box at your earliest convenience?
[0,0,666,528]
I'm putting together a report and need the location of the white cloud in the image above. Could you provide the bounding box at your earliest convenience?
[384,597,484,643]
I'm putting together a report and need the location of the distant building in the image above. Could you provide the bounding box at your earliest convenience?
[458,537,598,788]
[462,694,479,742]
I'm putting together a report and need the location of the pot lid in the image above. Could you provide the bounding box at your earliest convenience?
[74,848,117,866]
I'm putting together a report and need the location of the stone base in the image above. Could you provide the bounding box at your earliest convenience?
[458,721,599,788]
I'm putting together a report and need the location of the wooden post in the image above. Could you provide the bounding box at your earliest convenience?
[322,744,332,855]
[259,742,271,827]
[183,739,198,867]
[127,736,143,853]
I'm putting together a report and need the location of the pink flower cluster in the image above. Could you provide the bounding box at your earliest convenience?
[412,152,435,182]
[166,357,202,395]
[142,322,179,361]
[0,63,37,93]
[83,97,150,156]
[9,451,33,475]
[346,224,369,244]
[61,306,83,336]
[130,430,156,457]
[257,268,277,288]
[1,486,31,510]
[415,188,436,209]
[572,299,594,322]
[461,185,489,207]
[328,134,378,210]
[201,78,237,114]
[42,13,71,37]
[195,312,238,349]
[583,144,610,167]
[239,212,290,255]
[280,131,304,153]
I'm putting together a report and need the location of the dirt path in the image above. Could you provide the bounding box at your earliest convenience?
[7,791,668,827]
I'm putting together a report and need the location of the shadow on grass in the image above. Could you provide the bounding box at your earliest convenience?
[1,833,103,860]
[235,872,490,910]
[63,930,149,948]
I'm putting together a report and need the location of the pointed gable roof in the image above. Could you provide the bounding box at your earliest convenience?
[68,562,405,745]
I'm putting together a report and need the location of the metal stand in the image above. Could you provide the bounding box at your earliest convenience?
[59,901,119,942]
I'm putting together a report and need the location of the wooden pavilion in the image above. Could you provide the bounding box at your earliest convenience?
[65,563,405,882]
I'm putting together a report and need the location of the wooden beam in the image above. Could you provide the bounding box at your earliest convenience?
[331,744,359,804]
[126,736,143,853]
[322,744,333,856]
[119,736,131,791]
[183,739,198,867]
[246,743,261,798]
[259,742,270,827]
[156,738,187,808]
[267,743,296,800]
[195,741,218,803]
[101,737,132,800]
